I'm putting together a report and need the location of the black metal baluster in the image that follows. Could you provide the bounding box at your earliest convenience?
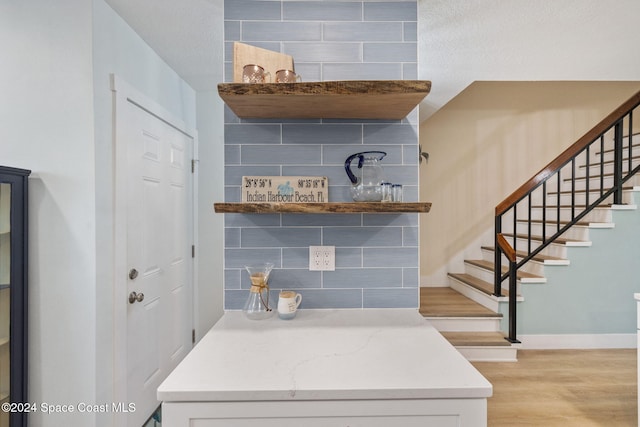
[507,258,520,344]
[527,194,532,255]
[571,158,576,221]
[585,146,590,207]
[542,181,547,243]
[512,204,517,260]
[556,169,561,233]
[614,121,623,204]
[494,215,502,297]
[629,112,633,175]
[600,135,605,198]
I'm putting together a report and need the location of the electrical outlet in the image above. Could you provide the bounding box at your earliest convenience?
[309,246,335,271]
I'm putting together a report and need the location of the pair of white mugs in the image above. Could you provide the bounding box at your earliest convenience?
[277,290,302,320]
[242,64,302,84]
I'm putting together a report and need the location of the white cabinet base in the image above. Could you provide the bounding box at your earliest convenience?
[162,398,487,427]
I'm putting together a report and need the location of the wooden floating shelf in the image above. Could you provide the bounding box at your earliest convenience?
[214,202,431,214]
[217,80,431,120]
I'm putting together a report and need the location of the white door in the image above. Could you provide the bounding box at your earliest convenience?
[113,77,195,427]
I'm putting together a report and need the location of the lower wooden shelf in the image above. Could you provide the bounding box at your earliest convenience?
[214,202,431,214]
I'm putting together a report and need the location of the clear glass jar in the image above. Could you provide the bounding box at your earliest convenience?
[392,184,403,202]
[243,263,275,320]
[381,182,393,202]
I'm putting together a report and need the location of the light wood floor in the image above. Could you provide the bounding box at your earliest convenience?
[472,349,637,426]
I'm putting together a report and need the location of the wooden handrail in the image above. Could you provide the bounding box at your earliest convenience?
[496,233,516,263]
[496,90,640,216]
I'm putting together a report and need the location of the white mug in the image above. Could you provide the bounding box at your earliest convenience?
[277,290,302,320]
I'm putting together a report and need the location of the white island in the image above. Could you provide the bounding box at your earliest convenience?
[158,309,492,427]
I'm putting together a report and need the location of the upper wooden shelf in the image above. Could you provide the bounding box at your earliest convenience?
[217,80,431,120]
[214,202,431,214]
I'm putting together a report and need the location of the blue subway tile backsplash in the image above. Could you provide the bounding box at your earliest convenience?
[283,43,362,63]
[363,2,417,22]
[283,1,363,21]
[223,0,420,310]
[242,22,323,42]
[224,0,282,21]
[323,22,404,42]
[363,43,418,63]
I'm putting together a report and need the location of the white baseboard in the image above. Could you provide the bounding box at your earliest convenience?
[519,333,636,349]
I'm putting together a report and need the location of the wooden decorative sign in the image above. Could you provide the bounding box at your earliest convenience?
[242,176,328,203]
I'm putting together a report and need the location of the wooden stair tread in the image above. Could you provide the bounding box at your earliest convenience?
[529,204,612,210]
[525,218,610,227]
[565,172,622,181]
[582,154,640,168]
[597,138,640,154]
[440,331,512,347]
[419,287,501,318]
[481,246,567,263]
[447,273,508,296]
[465,259,544,280]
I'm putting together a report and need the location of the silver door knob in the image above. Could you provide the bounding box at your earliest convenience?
[129,268,139,280]
[129,291,145,304]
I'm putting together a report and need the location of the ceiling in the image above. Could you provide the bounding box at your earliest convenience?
[104,0,223,91]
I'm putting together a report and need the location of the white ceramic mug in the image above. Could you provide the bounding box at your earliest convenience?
[277,290,302,320]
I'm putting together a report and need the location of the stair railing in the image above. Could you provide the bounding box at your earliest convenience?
[494,90,640,343]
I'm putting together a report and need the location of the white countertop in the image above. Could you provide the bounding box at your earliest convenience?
[157,309,492,402]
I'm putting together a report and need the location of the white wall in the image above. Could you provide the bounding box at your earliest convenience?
[418,0,640,120]
[417,0,640,285]
[1,0,216,425]
[195,88,225,340]
[93,1,213,425]
[0,1,96,426]
[419,82,640,284]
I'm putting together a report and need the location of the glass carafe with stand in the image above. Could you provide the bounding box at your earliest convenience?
[243,263,275,320]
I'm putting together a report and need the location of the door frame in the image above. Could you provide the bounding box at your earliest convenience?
[110,75,198,424]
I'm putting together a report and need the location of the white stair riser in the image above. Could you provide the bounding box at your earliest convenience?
[481,248,547,277]
[545,192,613,206]
[501,205,612,227]
[596,145,639,164]
[448,277,503,312]
[507,238,567,259]
[514,222,594,241]
[427,317,502,332]
[500,235,570,258]
[526,207,612,223]
[454,346,518,362]
[465,260,546,286]
[543,190,638,206]
[560,174,640,192]
[464,262,501,285]
[576,157,640,178]
[507,234,591,253]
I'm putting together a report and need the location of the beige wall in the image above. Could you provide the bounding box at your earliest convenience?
[419,81,640,285]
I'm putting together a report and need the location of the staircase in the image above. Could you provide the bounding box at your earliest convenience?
[420,91,640,362]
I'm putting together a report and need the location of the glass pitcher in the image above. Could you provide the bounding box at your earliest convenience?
[344,151,387,201]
